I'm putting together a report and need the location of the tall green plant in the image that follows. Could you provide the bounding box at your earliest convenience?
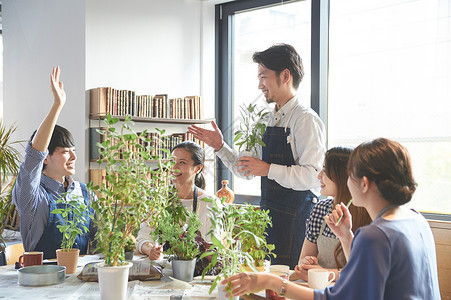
[89,114,176,266]
[233,103,269,154]
[51,193,91,251]
[0,121,24,251]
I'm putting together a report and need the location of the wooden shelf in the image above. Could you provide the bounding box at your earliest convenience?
[90,114,214,124]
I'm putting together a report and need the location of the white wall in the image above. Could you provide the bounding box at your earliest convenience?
[3,0,87,179]
[86,0,202,96]
[3,0,218,184]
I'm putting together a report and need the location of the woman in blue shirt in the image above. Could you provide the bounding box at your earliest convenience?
[223,138,440,300]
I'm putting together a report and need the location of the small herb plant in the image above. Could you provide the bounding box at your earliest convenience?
[233,103,269,154]
[201,198,257,296]
[51,193,91,251]
[155,203,202,260]
[89,114,176,267]
[234,205,275,267]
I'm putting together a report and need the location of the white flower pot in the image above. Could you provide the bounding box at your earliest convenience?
[217,280,239,300]
[172,258,196,282]
[237,150,256,180]
[95,262,132,300]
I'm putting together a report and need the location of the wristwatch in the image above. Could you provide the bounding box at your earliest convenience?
[279,277,288,296]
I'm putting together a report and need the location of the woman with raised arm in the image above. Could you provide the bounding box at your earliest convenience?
[223,138,440,300]
[136,141,217,260]
[291,147,371,281]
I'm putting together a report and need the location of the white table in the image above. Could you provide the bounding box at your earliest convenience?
[0,254,269,299]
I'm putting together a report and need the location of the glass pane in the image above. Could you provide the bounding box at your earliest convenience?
[329,0,451,213]
[232,0,312,196]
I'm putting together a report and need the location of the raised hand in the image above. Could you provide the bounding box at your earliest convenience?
[188,120,224,151]
[325,202,354,260]
[50,66,66,107]
[324,202,353,240]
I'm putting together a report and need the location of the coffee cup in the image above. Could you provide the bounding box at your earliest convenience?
[308,269,335,289]
[18,252,44,268]
[269,264,289,277]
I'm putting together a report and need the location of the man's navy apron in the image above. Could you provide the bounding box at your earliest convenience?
[34,183,93,259]
[261,126,316,269]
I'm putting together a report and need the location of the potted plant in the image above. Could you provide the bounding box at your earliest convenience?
[201,198,258,300]
[51,193,92,274]
[0,122,23,265]
[234,205,275,272]
[123,233,136,261]
[154,202,202,282]
[89,114,174,300]
[233,103,269,157]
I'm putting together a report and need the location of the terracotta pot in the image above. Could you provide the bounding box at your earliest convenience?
[56,248,79,274]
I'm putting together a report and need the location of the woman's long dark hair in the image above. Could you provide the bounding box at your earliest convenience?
[323,147,372,269]
[172,141,205,189]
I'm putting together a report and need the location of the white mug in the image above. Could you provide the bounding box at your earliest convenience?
[308,269,335,289]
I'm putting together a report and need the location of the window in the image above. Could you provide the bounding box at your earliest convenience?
[217,0,451,216]
[328,0,451,214]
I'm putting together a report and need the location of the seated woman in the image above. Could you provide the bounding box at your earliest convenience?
[223,138,440,300]
[291,147,371,281]
[136,141,217,260]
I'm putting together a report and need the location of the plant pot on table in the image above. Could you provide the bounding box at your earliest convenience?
[95,261,133,300]
[172,258,197,282]
[56,248,79,274]
[217,279,239,300]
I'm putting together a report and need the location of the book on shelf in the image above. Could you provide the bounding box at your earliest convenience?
[89,127,107,161]
[90,87,108,115]
[90,127,206,162]
[90,87,203,120]
[89,169,107,189]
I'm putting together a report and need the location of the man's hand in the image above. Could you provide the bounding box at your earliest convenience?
[236,156,270,177]
[50,66,66,107]
[188,121,224,151]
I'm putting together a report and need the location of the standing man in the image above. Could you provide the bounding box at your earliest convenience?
[189,44,326,268]
[13,66,95,259]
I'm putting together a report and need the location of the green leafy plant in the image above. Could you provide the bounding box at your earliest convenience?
[233,103,269,154]
[234,205,275,268]
[51,193,91,251]
[201,198,257,296]
[89,114,176,267]
[0,121,24,251]
[155,203,202,260]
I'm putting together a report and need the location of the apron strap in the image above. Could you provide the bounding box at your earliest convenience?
[193,186,198,213]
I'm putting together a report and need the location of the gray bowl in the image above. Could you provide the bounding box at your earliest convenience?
[18,265,66,286]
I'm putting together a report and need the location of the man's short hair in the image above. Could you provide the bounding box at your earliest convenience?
[252,43,304,89]
[30,125,75,155]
